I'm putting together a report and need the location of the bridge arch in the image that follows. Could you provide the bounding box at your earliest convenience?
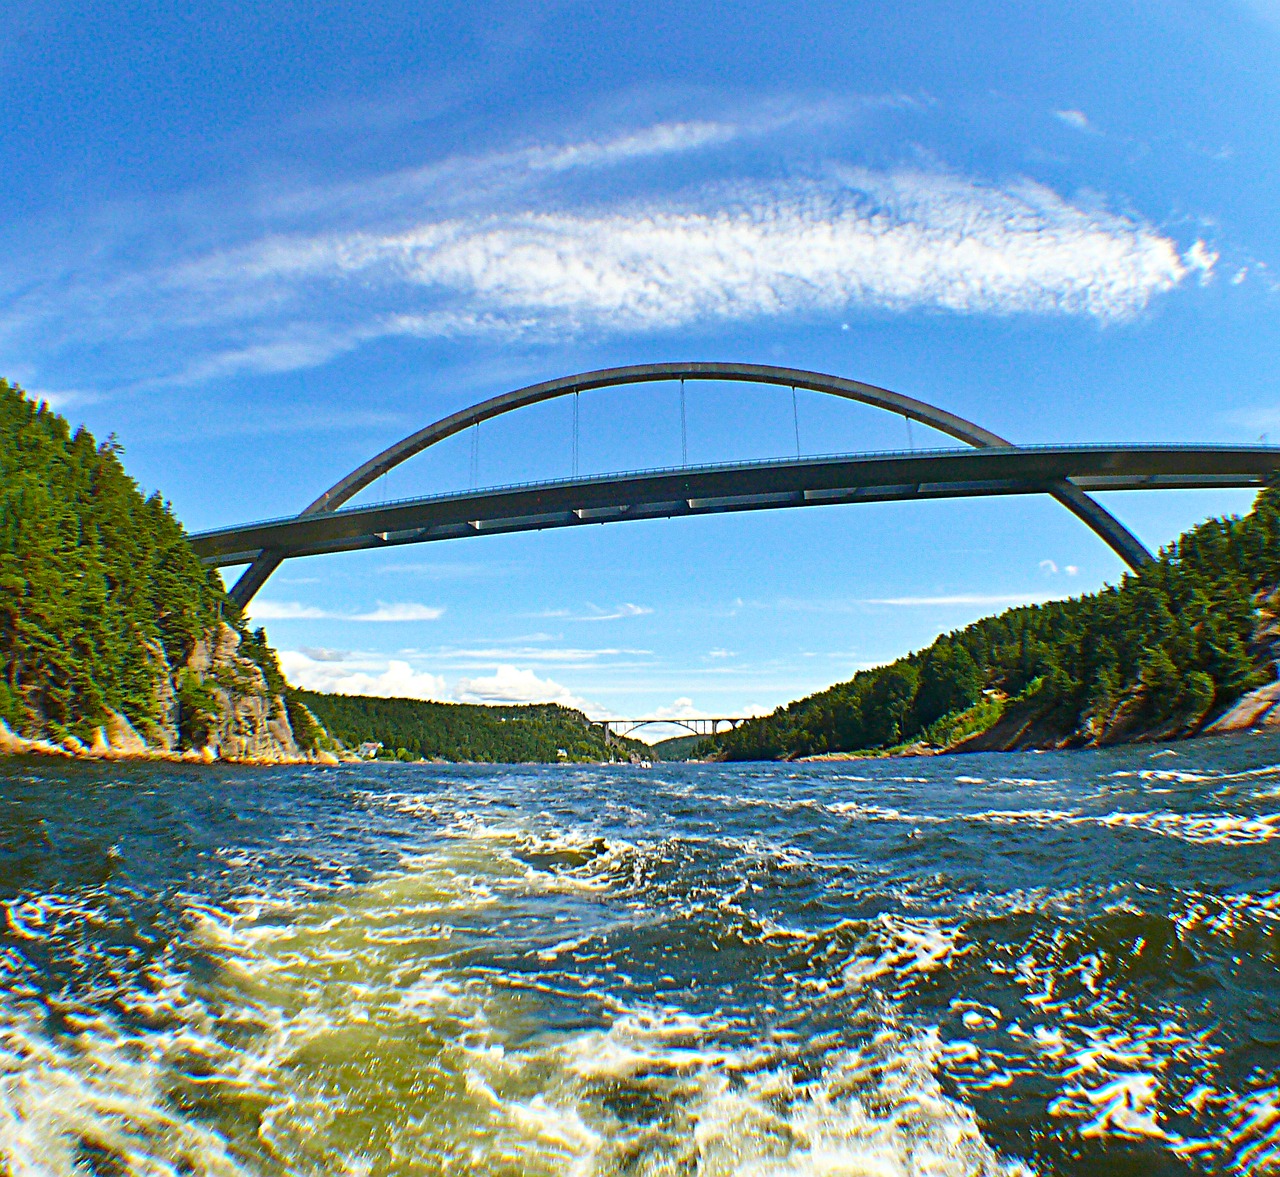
[228,363,1152,607]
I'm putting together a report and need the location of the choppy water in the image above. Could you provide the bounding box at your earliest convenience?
[1,737,1278,1176]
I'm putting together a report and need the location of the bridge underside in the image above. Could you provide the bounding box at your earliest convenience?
[191,444,1280,570]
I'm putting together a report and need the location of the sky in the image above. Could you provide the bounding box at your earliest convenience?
[5,0,1280,737]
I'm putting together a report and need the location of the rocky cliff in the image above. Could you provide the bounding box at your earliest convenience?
[0,621,341,764]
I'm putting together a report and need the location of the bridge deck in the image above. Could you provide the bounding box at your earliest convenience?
[190,444,1280,568]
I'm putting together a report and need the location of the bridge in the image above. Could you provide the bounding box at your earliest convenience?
[185,363,1280,606]
[599,718,751,739]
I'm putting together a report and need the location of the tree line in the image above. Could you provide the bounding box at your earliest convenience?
[706,490,1280,760]
[292,691,644,763]
[0,380,239,741]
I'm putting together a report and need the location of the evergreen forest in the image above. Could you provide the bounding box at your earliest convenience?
[0,380,234,738]
[293,691,645,762]
[706,489,1280,760]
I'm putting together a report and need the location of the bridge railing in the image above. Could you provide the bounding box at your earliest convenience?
[191,442,1279,544]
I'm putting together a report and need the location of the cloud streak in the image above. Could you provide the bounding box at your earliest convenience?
[858,592,1069,607]
[194,171,1200,362]
[538,603,654,622]
[4,117,1212,390]
[246,599,444,622]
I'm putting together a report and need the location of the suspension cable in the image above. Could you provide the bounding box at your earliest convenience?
[792,386,801,458]
[469,422,480,489]
[572,391,580,478]
[680,378,688,465]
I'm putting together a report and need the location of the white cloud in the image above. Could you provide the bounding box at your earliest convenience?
[279,650,447,700]
[434,645,650,664]
[129,167,1203,385]
[352,602,445,622]
[244,170,1193,334]
[454,665,598,712]
[246,599,444,622]
[5,112,1211,391]
[1184,239,1219,284]
[23,386,96,410]
[539,603,654,622]
[1039,559,1059,575]
[245,600,329,620]
[653,696,707,720]
[1054,109,1093,132]
[859,592,1069,607]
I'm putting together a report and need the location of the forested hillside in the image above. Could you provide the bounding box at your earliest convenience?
[293,691,645,762]
[0,380,291,748]
[708,489,1280,760]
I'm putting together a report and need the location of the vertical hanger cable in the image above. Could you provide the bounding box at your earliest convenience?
[680,379,688,465]
[572,391,580,478]
[792,386,801,458]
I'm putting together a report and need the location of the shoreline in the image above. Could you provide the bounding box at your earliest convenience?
[0,720,346,767]
[0,722,651,768]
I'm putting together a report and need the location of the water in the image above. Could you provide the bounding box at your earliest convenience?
[1,736,1278,1176]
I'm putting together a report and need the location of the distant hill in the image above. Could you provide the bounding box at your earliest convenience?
[704,489,1280,761]
[292,691,648,763]
[649,733,705,760]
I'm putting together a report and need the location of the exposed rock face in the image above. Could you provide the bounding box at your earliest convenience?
[180,622,301,762]
[1203,681,1280,735]
[103,711,149,755]
[0,621,316,763]
[141,638,179,751]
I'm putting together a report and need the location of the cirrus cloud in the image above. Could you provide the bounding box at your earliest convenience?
[4,118,1214,391]
[188,170,1201,368]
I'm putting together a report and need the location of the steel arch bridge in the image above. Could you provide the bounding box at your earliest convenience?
[601,718,751,740]
[190,363,1280,607]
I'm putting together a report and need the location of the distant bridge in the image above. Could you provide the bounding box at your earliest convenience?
[599,717,751,739]
[184,364,1280,606]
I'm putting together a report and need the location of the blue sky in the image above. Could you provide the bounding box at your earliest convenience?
[6,0,1280,734]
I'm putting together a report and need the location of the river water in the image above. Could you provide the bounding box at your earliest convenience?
[1,736,1278,1176]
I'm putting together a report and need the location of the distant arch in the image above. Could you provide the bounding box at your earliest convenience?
[602,718,749,740]
[227,363,1151,607]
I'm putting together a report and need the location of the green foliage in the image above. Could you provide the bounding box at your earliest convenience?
[175,669,221,749]
[285,698,331,754]
[709,489,1280,761]
[911,641,982,732]
[240,628,286,696]
[922,694,1005,748]
[293,690,645,763]
[0,380,230,735]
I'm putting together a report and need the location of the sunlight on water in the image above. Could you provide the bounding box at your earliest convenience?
[1,736,1278,1174]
